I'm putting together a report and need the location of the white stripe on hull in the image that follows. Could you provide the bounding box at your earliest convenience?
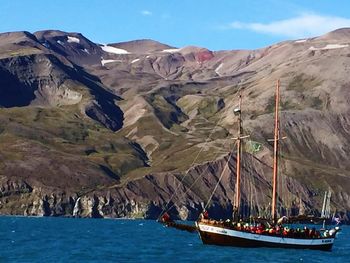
[198,223,334,246]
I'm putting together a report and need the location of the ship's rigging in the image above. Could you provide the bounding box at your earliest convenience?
[158,80,339,250]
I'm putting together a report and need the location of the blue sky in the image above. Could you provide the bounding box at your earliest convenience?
[1,0,350,50]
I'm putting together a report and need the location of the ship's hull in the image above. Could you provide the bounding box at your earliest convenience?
[197,223,334,251]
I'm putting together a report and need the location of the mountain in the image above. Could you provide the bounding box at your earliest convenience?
[0,29,350,221]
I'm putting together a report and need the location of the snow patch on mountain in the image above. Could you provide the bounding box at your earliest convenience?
[131,58,140,64]
[295,39,307,43]
[101,45,130,54]
[67,36,80,43]
[162,48,181,53]
[309,44,349,50]
[101,59,122,66]
[215,63,224,75]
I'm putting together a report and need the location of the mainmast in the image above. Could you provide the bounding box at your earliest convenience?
[234,92,242,219]
[271,80,280,224]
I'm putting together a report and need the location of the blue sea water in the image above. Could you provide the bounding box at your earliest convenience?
[0,216,349,263]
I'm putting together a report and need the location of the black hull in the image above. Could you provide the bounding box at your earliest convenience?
[198,230,333,251]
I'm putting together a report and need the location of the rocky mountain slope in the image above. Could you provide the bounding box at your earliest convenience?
[0,29,350,221]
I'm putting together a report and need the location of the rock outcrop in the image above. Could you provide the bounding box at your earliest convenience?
[0,153,348,222]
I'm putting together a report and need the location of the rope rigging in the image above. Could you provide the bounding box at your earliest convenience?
[157,100,237,220]
[159,82,290,222]
[203,143,237,211]
[160,140,236,217]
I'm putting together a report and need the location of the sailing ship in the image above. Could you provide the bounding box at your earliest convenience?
[160,80,339,250]
[320,190,332,228]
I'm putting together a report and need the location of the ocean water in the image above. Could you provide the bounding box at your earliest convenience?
[0,216,349,263]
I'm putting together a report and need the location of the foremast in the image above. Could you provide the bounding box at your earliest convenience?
[233,91,250,220]
[271,80,280,224]
[234,92,243,220]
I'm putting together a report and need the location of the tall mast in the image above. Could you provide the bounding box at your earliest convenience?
[271,80,280,224]
[234,92,243,218]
